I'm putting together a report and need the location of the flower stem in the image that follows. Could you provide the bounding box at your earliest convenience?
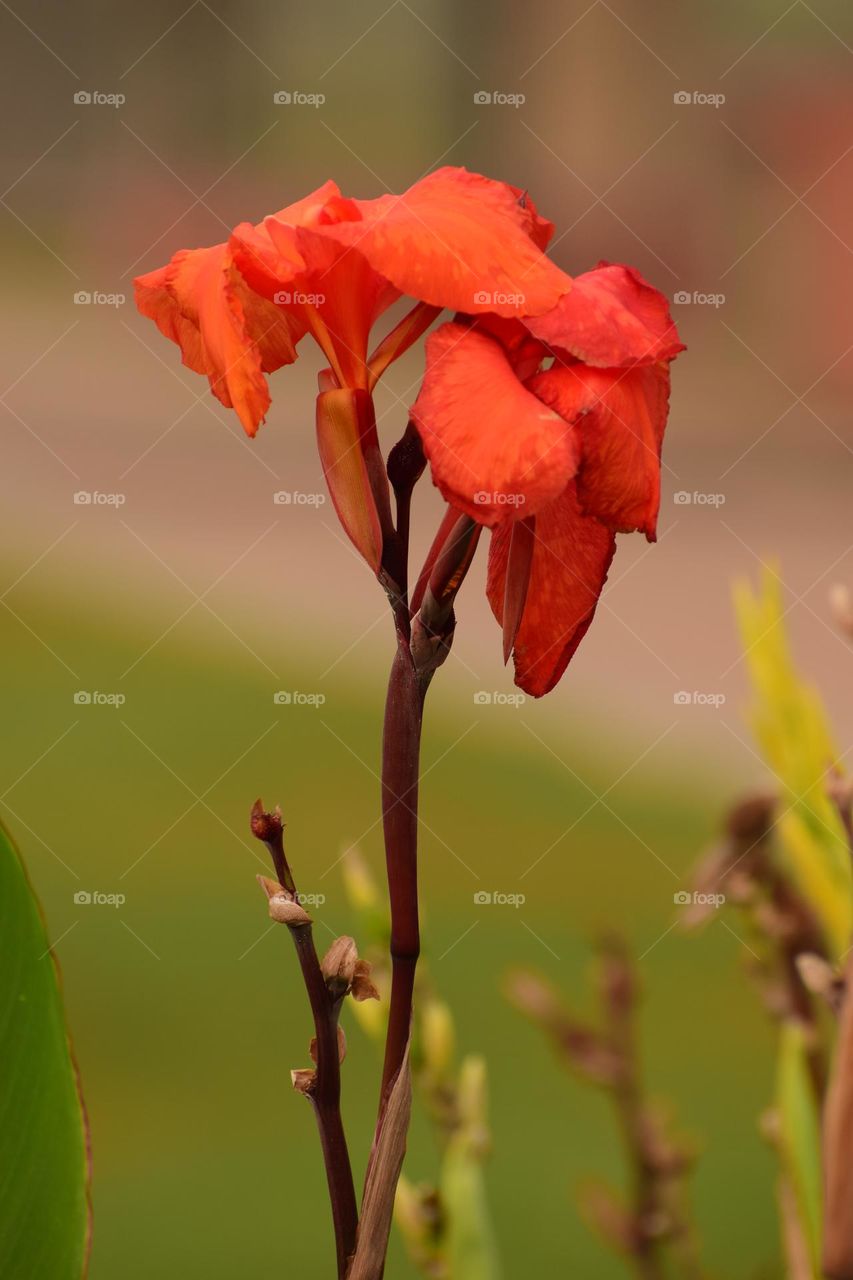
[378,640,425,1110]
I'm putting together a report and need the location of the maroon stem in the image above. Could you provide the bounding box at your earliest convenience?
[378,639,425,1109]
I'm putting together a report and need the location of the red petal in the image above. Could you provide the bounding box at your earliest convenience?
[318,167,570,317]
[411,323,579,525]
[525,263,685,366]
[487,487,616,697]
[134,244,301,436]
[529,362,671,540]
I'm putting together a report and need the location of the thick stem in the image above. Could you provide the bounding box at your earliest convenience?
[378,641,425,1110]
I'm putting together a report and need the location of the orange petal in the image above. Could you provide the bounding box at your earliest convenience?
[316,388,384,572]
[487,487,616,697]
[411,323,579,525]
[525,263,685,367]
[529,362,671,540]
[319,167,571,317]
[134,243,302,436]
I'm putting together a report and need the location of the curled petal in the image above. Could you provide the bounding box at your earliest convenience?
[487,487,616,697]
[316,388,385,572]
[411,323,579,525]
[134,244,302,436]
[530,362,671,540]
[319,167,571,317]
[525,263,685,366]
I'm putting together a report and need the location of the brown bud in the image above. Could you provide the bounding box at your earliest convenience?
[291,1068,316,1095]
[268,894,312,926]
[796,952,845,1013]
[250,798,283,843]
[256,874,281,900]
[726,792,776,846]
[321,936,358,993]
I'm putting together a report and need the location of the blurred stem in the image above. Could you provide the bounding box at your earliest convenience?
[253,808,357,1276]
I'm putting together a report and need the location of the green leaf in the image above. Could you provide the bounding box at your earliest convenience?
[440,1057,502,1280]
[735,568,851,956]
[776,1021,822,1277]
[0,819,90,1278]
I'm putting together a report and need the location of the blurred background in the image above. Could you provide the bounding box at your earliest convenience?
[2,0,852,1274]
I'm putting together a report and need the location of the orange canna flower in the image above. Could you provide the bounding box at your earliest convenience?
[410,263,685,696]
[135,168,568,570]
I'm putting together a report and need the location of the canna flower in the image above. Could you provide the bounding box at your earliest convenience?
[410,263,685,696]
[134,168,569,571]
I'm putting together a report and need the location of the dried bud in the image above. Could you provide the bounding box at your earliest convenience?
[321,936,358,994]
[796,952,845,1013]
[291,1068,316,1096]
[256,875,281,900]
[310,1026,347,1065]
[351,959,380,1003]
[250,798,283,843]
[268,894,312,926]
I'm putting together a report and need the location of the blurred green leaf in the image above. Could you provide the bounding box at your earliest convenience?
[0,820,91,1279]
[776,1022,822,1277]
[735,568,851,956]
[440,1057,502,1280]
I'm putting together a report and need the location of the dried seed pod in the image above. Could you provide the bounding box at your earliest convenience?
[351,959,380,1003]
